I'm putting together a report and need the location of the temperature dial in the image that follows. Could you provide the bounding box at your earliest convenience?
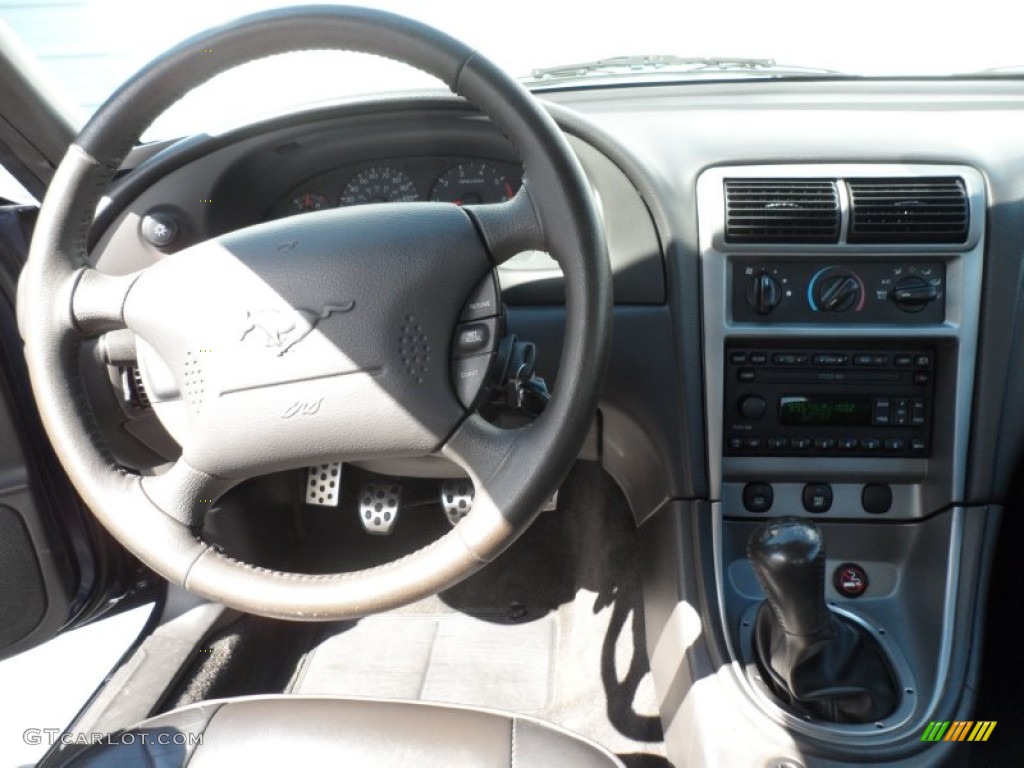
[809,267,865,313]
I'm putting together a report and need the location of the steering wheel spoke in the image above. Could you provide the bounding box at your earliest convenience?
[464,185,545,265]
[140,458,236,529]
[69,267,138,336]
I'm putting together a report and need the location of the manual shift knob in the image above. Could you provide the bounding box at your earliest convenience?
[747,517,830,638]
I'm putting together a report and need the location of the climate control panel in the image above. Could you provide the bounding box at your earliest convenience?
[732,259,945,324]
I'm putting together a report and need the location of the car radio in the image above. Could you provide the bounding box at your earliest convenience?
[723,342,934,457]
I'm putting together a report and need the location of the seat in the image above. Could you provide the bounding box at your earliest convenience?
[66,696,625,767]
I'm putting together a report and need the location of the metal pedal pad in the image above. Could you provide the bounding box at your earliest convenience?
[306,463,342,507]
[359,484,401,534]
[441,479,475,525]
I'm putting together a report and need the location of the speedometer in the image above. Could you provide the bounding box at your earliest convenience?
[339,166,420,206]
[430,162,514,205]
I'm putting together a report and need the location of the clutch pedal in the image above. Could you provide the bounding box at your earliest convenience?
[359,483,401,534]
[306,463,342,507]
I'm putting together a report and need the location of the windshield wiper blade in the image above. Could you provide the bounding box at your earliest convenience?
[528,55,842,81]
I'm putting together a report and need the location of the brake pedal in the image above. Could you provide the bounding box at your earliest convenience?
[359,483,401,534]
[306,463,342,507]
[441,480,475,525]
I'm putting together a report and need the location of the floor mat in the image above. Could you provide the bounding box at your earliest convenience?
[291,613,557,713]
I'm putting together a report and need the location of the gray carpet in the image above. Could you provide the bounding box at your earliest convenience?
[165,463,668,766]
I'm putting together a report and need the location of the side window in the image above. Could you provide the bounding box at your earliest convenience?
[0,165,36,206]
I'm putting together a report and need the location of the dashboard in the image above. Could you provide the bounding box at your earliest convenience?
[85,78,1024,767]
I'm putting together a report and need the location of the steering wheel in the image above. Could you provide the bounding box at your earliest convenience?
[18,6,610,620]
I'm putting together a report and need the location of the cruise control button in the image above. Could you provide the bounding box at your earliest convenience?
[451,353,492,408]
[454,320,493,357]
[802,483,833,513]
[743,483,774,513]
[459,273,499,321]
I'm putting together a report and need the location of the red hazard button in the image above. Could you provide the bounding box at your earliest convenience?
[833,563,869,598]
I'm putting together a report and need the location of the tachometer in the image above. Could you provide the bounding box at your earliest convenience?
[430,162,515,205]
[339,166,420,206]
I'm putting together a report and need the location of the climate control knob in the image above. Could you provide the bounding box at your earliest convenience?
[746,271,782,315]
[809,268,864,313]
[890,275,939,313]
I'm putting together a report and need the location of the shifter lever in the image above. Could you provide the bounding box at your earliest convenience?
[746,517,899,723]
[747,517,830,639]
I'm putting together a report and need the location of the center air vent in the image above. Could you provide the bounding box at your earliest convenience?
[725,179,840,244]
[847,177,968,244]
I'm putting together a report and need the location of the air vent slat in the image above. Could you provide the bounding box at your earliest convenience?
[725,179,839,243]
[848,177,968,244]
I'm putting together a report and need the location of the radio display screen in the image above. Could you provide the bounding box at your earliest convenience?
[779,396,872,426]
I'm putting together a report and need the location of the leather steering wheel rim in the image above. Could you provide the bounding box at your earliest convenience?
[18,6,611,620]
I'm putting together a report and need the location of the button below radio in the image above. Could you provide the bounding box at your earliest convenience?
[860,438,882,452]
[743,483,774,513]
[792,437,811,450]
[813,353,848,366]
[885,438,905,452]
[767,437,788,450]
[803,483,833,513]
[839,437,859,451]
[814,437,836,450]
[862,484,893,515]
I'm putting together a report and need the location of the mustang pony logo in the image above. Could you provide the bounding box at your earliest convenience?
[239,303,355,355]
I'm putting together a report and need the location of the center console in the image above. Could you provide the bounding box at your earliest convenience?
[696,164,985,747]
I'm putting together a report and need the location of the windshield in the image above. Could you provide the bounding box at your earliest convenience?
[2,0,1021,140]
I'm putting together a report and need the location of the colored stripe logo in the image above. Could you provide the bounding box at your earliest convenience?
[921,721,996,742]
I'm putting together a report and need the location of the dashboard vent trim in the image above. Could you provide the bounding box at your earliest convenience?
[724,178,840,244]
[847,177,968,244]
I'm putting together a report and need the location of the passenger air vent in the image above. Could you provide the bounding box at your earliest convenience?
[847,177,968,244]
[725,179,840,244]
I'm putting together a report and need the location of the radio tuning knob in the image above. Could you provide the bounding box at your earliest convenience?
[746,271,782,315]
[890,275,939,313]
[739,395,767,420]
[811,268,864,312]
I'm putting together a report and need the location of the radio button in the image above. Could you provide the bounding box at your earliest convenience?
[792,437,811,450]
[885,438,905,452]
[743,483,774,514]
[872,398,892,426]
[738,369,755,382]
[910,438,928,454]
[767,437,788,450]
[739,395,767,420]
[861,438,882,451]
[728,437,745,451]
[913,372,931,384]
[814,437,836,450]
[773,353,808,365]
[915,355,932,368]
[802,483,833,513]
[839,437,859,451]
[746,437,763,450]
[894,354,913,367]
[749,352,768,365]
[911,400,926,426]
[813,353,848,366]
[730,352,748,364]
[854,354,889,366]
